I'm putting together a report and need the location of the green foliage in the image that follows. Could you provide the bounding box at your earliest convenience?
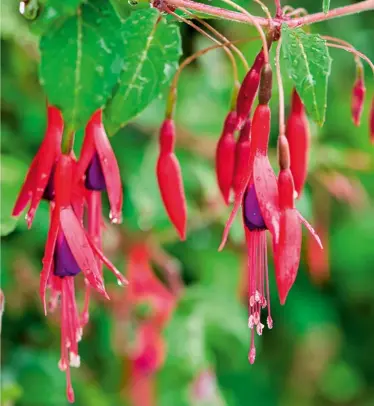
[2,1,374,406]
[39,0,125,131]
[281,25,332,126]
[104,8,182,135]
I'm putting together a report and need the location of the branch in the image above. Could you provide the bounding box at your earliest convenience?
[289,0,374,27]
[165,0,374,28]
[166,0,269,25]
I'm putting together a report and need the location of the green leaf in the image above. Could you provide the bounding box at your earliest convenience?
[104,9,182,136]
[31,0,82,35]
[39,0,125,131]
[323,0,331,14]
[281,24,332,126]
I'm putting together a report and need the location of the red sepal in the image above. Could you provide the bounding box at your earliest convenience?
[40,206,59,315]
[60,207,108,299]
[232,118,251,196]
[275,208,302,305]
[253,155,280,242]
[89,110,123,223]
[215,111,238,205]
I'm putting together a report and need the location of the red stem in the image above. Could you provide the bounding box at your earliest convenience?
[274,0,282,17]
[165,0,374,27]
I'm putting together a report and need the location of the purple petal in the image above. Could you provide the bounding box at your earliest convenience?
[243,184,267,231]
[54,233,81,277]
[85,153,106,191]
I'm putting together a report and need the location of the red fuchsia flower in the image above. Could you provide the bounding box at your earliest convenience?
[12,105,64,227]
[156,118,187,240]
[219,64,276,251]
[215,111,238,205]
[40,154,106,314]
[351,68,366,126]
[125,244,176,406]
[75,109,123,224]
[40,153,127,402]
[127,244,176,328]
[128,322,165,406]
[286,89,310,198]
[239,77,279,362]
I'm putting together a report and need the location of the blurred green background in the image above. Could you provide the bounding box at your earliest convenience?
[1,0,374,405]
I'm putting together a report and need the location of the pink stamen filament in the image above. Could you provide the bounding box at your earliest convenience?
[247,230,272,363]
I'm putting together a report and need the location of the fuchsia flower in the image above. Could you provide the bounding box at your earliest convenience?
[76,109,123,224]
[12,105,64,227]
[125,244,176,406]
[37,152,127,403]
[351,69,366,126]
[127,244,176,328]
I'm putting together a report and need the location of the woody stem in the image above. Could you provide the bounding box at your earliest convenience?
[274,0,282,17]
[164,0,374,27]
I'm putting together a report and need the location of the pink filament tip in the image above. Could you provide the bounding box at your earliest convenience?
[248,348,256,364]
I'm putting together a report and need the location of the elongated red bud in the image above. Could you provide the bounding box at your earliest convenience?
[157,119,187,240]
[215,111,238,205]
[351,71,366,126]
[232,119,251,196]
[159,118,175,155]
[235,50,265,129]
[370,97,374,144]
[286,89,310,198]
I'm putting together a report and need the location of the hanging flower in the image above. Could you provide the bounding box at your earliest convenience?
[76,109,123,224]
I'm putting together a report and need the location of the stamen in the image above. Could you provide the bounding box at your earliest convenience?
[245,226,273,363]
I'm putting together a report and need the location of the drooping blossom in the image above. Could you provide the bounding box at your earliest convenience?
[76,109,123,224]
[156,118,187,240]
[124,243,176,406]
[219,64,276,251]
[40,153,127,402]
[351,68,366,126]
[12,105,63,227]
